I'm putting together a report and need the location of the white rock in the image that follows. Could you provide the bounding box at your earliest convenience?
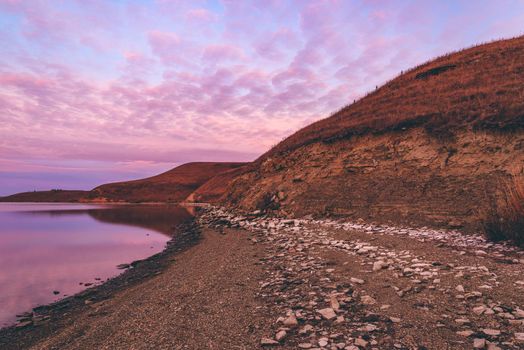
[283,314,298,327]
[275,330,287,341]
[373,261,387,271]
[330,296,340,311]
[482,329,500,336]
[514,310,524,318]
[299,324,314,334]
[261,338,279,346]
[361,295,376,305]
[358,324,377,332]
[318,338,329,347]
[455,318,471,325]
[350,277,365,284]
[335,315,345,324]
[514,333,524,343]
[473,338,486,349]
[317,308,337,320]
[457,330,474,337]
[354,338,368,347]
[473,305,486,315]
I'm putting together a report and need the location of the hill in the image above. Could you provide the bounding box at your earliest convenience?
[222,36,524,231]
[90,162,246,203]
[186,165,251,203]
[0,190,88,202]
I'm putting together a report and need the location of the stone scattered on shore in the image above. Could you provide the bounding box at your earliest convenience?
[260,337,279,346]
[197,206,524,349]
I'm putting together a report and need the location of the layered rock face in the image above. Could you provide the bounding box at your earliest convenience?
[223,36,524,230]
[224,128,523,230]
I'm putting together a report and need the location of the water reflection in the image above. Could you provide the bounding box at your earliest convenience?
[21,204,193,236]
[0,203,193,327]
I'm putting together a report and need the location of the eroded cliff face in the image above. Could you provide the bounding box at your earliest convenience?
[224,128,523,230]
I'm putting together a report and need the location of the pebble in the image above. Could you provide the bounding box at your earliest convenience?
[201,206,524,350]
[361,295,376,305]
[317,308,337,320]
[350,277,365,285]
[373,261,387,271]
[456,330,474,337]
[261,338,279,346]
[482,329,501,337]
[473,338,486,348]
[283,314,298,327]
[318,338,329,347]
[354,338,368,347]
[275,330,287,341]
[473,305,486,315]
[515,333,524,343]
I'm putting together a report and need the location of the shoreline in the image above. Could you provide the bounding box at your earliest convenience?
[0,219,202,349]
[2,206,523,349]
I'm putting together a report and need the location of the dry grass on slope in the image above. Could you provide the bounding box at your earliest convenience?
[265,35,524,159]
[91,162,246,203]
[483,174,524,246]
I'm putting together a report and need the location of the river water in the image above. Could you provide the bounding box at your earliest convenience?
[0,203,193,327]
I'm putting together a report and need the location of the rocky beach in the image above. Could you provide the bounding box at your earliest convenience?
[2,206,523,349]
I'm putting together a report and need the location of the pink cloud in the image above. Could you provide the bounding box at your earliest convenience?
[2,0,524,194]
[202,44,245,62]
[255,28,301,60]
[185,8,216,22]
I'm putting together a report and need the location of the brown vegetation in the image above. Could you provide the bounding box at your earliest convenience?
[262,36,524,161]
[483,174,524,246]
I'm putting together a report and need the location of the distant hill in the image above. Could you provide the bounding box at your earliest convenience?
[0,190,88,202]
[1,162,247,203]
[90,162,246,203]
[222,36,524,230]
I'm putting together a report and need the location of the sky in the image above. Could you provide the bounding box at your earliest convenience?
[1,0,524,195]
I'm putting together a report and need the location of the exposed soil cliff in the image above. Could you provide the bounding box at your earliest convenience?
[223,36,524,231]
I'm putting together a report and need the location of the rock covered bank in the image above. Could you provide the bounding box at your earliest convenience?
[199,206,524,349]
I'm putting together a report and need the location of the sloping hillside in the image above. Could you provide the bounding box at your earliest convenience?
[264,36,524,159]
[223,36,524,230]
[186,165,251,203]
[90,162,245,203]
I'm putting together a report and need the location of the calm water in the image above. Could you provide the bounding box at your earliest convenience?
[0,203,193,327]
